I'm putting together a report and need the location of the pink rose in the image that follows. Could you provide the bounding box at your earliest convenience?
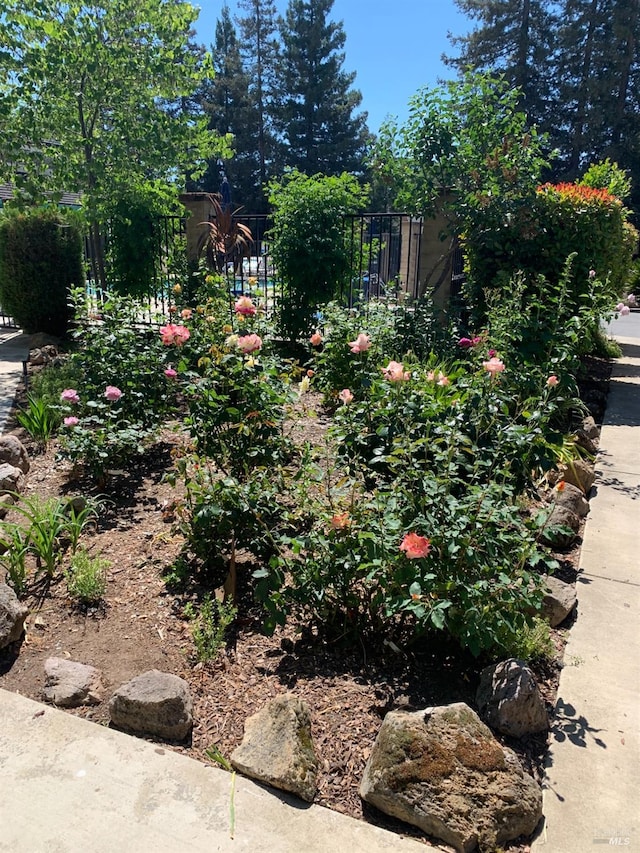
[458,337,473,348]
[237,333,262,354]
[348,333,371,354]
[482,357,505,375]
[164,367,178,379]
[615,302,625,312]
[381,360,410,382]
[620,306,631,316]
[60,388,80,404]
[310,332,323,346]
[181,308,193,320]
[338,388,354,405]
[160,323,190,346]
[104,385,123,402]
[63,416,79,427]
[546,375,559,386]
[437,374,450,387]
[234,296,257,316]
[589,269,596,279]
[400,532,431,559]
[628,294,636,305]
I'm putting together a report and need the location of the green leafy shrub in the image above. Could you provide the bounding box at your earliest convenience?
[578,158,632,201]
[0,207,83,335]
[259,475,547,657]
[267,170,369,341]
[105,191,163,297]
[465,182,637,320]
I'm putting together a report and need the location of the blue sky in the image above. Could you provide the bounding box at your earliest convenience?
[192,0,471,134]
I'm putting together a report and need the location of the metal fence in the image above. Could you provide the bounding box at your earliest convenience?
[208,211,424,314]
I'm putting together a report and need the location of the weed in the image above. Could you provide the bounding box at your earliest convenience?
[65,548,109,604]
[505,617,556,661]
[184,595,237,662]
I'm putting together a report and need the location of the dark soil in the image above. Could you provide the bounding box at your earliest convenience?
[0,355,612,852]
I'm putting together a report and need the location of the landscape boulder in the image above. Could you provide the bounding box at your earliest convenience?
[539,505,580,549]
[0,435,30,475]
[0,583,29,648]
[559,458,596,495]
[360,703,542,853]
[43,657,103,707]
[581,415,599,441]
[541,575,577,627]
[0,493,15,520]
[476,659,548,738]
[231,693,318,802]
[109,670,193,741]
[553,482,589,518]
[0,463,25,495]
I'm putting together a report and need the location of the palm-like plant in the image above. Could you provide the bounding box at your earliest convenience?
[196,194,253,274]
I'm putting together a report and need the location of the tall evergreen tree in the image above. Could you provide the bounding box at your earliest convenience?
[444,0,557,129]
[237,0,281,208]
[553,0,640,181]
[194,6,256,206]
[275,0,370,176]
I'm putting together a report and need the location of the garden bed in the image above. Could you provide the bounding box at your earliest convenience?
[0,385,599,852]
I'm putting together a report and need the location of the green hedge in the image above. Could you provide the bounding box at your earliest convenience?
[0,207,84,335]
[465,182,637,317]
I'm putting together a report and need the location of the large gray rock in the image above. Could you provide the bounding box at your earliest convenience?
[559,458,596,495]
[476,659,548,738]
[360,703,542,853]
[539,504,580,549]
[109,670,193,741]
[553,481,589,518]
[541,575,577,627]
[0,583,29,648]
[231,694,318,802]
[43,657,103,708]
[0,463,25,495]
[0,435,30,475]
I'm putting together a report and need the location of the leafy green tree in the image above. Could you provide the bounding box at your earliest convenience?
[237,0,282,206]
[0,0,230,286]
[275,0,370,176]
[371,73,549,304]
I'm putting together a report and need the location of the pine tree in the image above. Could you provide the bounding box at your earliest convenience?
[275,0,370,176]
[445,0,557,129]
[237,0,281,207]
[553,0,640,180]
[194,6,256,207]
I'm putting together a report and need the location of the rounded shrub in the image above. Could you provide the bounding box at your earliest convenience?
[0,207,83,335]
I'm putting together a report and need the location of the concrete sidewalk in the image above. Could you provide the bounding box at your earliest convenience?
[0,689,436,853]
[0,327,30,433]
[532,336,640,852]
